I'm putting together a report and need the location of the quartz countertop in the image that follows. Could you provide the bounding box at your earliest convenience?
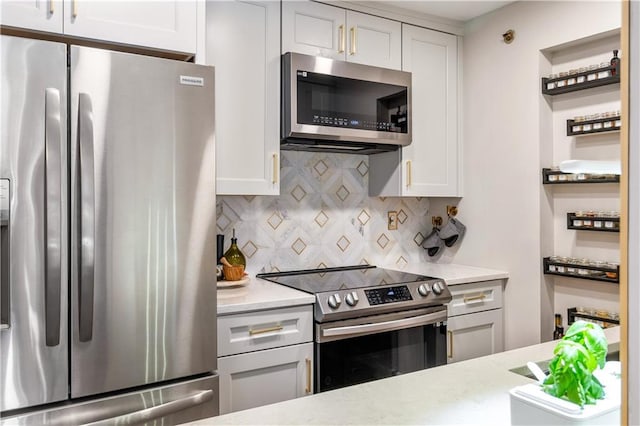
[217,263,508,315]
[188,327,620,425]
[217,277,315,315]
[386,262,509,285]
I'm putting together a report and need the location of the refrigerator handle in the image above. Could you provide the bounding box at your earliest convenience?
[44,88,62,346]
[78,93,95,342]
[81,390,214,425]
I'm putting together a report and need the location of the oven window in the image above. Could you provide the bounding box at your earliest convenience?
[296,71,408,133]
[315,323,446,393]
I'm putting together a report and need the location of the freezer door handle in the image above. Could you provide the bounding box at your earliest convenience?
[45,88,62,346]
[81,390,214,425]
[78,93,95,342]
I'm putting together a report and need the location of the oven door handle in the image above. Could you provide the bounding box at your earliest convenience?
[321,310,447,340]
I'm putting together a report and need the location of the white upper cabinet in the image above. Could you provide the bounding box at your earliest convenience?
[1,0,63,33]
[206,0,280,195]
[64,1,196,53]
[1,1,196,54]
[345,11,401,70]
[370,24,460,197]
[282,1,401,70]
[282,1,345,61]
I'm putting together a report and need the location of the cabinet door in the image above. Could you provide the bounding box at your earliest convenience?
[0,0,63,33]
[281,1,345,60]
[447,309,504,364]
[401,24,459,196]
[345,11,401,70]
[207,1,280,195]
[64,1,196,53]
[218,343,313,414]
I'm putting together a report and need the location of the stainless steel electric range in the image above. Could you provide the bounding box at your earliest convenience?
[257,265,452,393]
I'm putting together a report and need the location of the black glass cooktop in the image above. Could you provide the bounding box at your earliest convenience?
[256,265,437,294]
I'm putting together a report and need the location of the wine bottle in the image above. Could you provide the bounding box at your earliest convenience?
[553,314,564,340]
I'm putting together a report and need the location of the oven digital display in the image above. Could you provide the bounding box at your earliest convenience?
[365,285,412,305]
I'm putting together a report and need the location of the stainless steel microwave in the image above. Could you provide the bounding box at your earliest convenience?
[281,52,412,154]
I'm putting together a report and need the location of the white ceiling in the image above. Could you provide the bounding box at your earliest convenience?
[371,1,514,22]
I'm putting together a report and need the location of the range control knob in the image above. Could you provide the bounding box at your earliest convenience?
[328,294,342,309]
[417,283,431,297]
[431,281,444,295]
[345,291,359,307]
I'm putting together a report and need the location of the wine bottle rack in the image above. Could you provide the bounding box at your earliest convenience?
[543,256,619,284]
[542,168,620,184]
[541,64,620,95]
[566,212,620,232]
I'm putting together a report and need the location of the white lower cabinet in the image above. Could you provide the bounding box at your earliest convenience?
[446,280,505,363]
[217,305,314,414]
[447,308,504,364]
[218,343,313,415]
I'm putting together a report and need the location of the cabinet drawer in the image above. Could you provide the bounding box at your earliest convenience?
[447,280,503,317]
[218,305,313,357]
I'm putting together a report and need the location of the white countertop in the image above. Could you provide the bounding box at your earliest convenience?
[386,262,509,285]
[217,277,315,315]
[189,327,619,425]
[217,263,508,315]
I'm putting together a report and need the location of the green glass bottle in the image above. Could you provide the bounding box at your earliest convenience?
[223,228,246,267]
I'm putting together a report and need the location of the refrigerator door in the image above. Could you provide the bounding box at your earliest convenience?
[0,36,68,411]
[69,47,217,398]
[0,375,218,425]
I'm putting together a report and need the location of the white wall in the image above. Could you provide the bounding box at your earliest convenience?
[449,1,620,350]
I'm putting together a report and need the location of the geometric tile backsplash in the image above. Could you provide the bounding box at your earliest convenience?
[217,151,432,275]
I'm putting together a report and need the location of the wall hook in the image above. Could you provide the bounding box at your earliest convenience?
[502,29,515,44]
[446,205,458,217]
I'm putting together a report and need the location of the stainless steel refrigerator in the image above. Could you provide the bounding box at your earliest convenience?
[1,35,218,424]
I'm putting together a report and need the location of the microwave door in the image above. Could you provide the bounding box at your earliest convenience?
[0,36,69,412]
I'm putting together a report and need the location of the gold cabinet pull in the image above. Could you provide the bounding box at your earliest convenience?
[447,330,453,358]
[72,0,78,18]
[463,293,486,304]
[272,153,278,185]
[49,0,54,14]
[338,25,345,53]
[406,160,412,187]
[305,358,312,394]
[349,26,357,55]
[249,325,283,336]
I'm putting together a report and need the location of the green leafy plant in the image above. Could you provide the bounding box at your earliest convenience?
[542,320,608,407]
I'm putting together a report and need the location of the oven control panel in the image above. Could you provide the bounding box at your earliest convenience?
[365,285,412,305]
[314,279,451,322]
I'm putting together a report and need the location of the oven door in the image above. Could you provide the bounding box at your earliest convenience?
[314,306,447,393]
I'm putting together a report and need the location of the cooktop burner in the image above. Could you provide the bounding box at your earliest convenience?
[257,265,451,322]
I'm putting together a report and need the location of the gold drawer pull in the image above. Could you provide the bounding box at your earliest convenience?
[463,293,486,303]
[305,358,312,394]
[249,325,283,336]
